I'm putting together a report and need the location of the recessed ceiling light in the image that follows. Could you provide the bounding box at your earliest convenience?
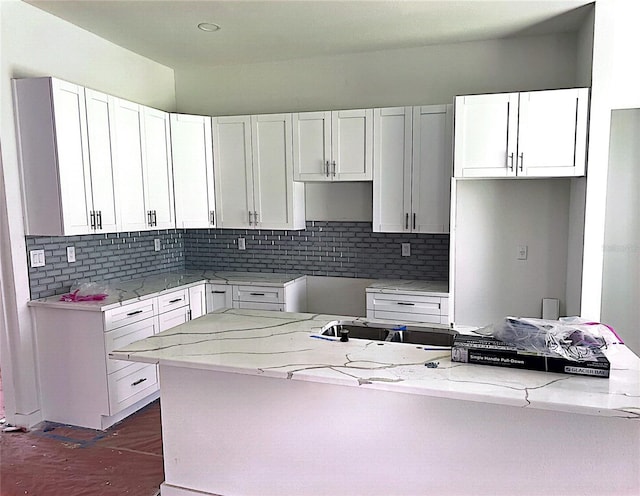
[197,22,221,32]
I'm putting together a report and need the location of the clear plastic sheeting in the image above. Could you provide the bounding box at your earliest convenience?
[473,316,624,362]
[0,401,163,496]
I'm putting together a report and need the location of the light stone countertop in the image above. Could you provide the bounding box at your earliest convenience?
[110,308,640,420]
[28,271,306,312]
[367,279,449,296]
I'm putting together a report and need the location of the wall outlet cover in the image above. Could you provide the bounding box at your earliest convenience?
[66,246,76,263]
[517,245,528,260]
[401,243,411,257]
[154,239,161,251]
[238,238,246,250]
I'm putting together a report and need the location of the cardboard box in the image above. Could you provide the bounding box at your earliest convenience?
[451,334,610,378]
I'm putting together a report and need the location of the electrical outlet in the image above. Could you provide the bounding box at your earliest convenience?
[401,243,411,257]
[30,249,45,268]
[66,246,76,263]
[154,239,161,251]
[238,238,246,250]
[517,245,528,260]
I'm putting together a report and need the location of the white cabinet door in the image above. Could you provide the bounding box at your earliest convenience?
[51,80,95,234]
[84,89,119,233]
[113,98,148,231]
[454,93,518,178]
[332,109,373,180]
[188,284,207,320]
[142,107,175,229]
[206,284,232,312]
[292,110,373,181]
[171,114,216,228]
[158,306,190,332]
[411,105,453,233]
[292,111,332,181]
[252,113,304,229]
[212,115,254,228]
[517,88,589,177]
[372,107,413,233]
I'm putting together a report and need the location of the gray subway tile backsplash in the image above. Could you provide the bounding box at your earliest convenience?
[26,222,449,300]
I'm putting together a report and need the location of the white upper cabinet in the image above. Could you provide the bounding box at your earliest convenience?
[213,113,305,230]
[12,77,118,235]
[112,98,148,232]
[292,109,373,181]
[454,88,589,178]
[141,107,175,229]
[373,105,453,234]
[170,114,216,229]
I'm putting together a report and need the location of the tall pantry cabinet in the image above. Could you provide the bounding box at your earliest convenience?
[13,77,119,235]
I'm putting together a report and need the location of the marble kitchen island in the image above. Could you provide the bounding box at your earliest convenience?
[111,309,640,496]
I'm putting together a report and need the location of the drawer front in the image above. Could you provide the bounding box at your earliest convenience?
[206,284,232,313]
[234,301,284,312]
[157,288,189,313]
[105,317,159,374]
[367,308,443,324]
[158,306,190,332]
[108,362,158,415]
[105,299,156,331]
[232,285,284,304]
[367,292,443,316]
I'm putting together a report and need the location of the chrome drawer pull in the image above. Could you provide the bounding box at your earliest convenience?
[131,377,147,387]
[126,310,144,316]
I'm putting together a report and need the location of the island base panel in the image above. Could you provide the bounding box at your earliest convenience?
[158,365,639,496]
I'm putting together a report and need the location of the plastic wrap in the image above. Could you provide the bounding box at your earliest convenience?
[473,316,623,362]
[59,281,109,302]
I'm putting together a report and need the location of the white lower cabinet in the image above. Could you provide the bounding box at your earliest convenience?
[366,289,449,325]
[205,284,232,313]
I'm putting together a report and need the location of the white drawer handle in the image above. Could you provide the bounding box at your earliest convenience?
[131,377,147,387]
[168,298,183,304]
[126,309,144,316]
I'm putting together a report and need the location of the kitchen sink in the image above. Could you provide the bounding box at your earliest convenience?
[321,321,457,347]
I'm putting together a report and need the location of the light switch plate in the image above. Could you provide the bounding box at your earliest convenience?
[401,243,411,257]
[238,238,246,250]
[154,239,161,251]
[66,246,76,263]
[30,249,45,268]
[517,245,528,260]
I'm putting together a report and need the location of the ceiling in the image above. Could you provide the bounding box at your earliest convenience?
[27,0,594,69]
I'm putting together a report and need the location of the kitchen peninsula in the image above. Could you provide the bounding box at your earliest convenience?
[111,309,640,496]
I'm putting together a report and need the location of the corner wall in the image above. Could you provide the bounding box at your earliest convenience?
[0,0,176,426]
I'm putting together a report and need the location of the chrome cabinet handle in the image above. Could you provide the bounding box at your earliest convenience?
[90,211,96,230]
[209,210,215,225]
[508,153,514,171]
[254,211,259,224]
[331,160,336,177]
[152,210,157,227]
[248,211,253,225]
[324,160,330,177]
[131,377,147,387]
[96,210,102,229]
[518,152,524,172]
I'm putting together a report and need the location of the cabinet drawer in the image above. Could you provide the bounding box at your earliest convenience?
[366,291,448,324]
[232,285,284,304]
[108,362,158,415]
[105,299,156,331]
[234,301,284,312]
[104,317,158,374]
[158,305,190,332]
[157,288,189,313]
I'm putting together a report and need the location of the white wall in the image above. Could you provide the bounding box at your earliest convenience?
[601,109,640,355]
[0,0,175,426]
[453,179,572,327]
[581,0,640,324]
